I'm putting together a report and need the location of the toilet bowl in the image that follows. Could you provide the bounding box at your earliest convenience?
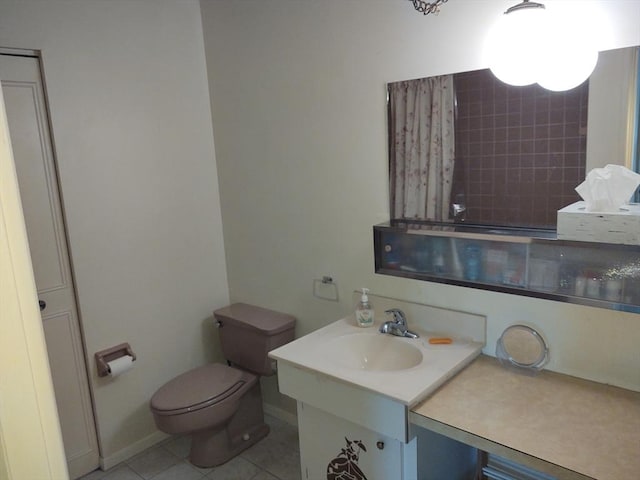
[149,303,295,467]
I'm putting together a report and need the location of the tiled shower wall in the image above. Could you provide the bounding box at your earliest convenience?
[452,70,588,228]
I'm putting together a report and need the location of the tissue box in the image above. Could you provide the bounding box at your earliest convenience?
[557,201,640,245]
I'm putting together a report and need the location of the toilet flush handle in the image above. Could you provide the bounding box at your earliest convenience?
[215,320,223,328]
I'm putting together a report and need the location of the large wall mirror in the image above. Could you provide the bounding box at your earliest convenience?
[388,45,640,230]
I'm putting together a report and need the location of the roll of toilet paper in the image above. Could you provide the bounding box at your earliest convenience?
[107,355,134,377]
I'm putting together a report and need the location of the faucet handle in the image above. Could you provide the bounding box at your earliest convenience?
[384,308,407,325]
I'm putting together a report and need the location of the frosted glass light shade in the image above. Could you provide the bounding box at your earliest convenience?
[536,11,599,91]
[537,47,598,91]
[484,2,600,92]
[485,7,548,86]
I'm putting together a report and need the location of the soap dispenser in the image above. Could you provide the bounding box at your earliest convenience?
[355,288,374,327]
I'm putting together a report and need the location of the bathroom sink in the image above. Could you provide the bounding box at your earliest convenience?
[325,333,422,371]
[269,301,485,407]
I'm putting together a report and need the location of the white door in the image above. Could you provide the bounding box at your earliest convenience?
[0,53,99,479]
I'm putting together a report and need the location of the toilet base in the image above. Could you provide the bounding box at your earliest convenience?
[189,380,269,467]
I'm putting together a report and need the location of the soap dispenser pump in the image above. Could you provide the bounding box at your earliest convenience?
[355,288,374,327]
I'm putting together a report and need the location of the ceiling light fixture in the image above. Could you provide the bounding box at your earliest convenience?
[409,0,448,16]
[484,0,599,91]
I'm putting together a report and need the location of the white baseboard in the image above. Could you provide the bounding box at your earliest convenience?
[99,430,168,471]
[263,402,298,427]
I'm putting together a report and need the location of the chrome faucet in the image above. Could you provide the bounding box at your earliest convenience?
[379,308,419,339]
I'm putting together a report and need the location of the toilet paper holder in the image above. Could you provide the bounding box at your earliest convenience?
[95,343,136,377]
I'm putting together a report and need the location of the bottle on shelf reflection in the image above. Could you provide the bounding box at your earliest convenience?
[574,274,587,296]
[585,271,602,298]
[604,277,623,302]
[464,244,481,281]
[432,238,446,274]
[413,237,432,272]
[558,251,574,293]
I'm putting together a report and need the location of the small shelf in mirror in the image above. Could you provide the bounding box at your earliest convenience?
[373,221,640,314]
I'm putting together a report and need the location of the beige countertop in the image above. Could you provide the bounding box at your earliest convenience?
[410,355,640,480]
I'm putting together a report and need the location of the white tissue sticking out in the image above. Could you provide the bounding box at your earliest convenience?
[575,164,640,212]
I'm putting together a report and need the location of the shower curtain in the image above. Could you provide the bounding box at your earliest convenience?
[389,75,455,221]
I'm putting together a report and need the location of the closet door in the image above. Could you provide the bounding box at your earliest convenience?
[0,53,99,479]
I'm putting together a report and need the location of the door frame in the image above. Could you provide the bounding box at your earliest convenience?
[0,46,101,474]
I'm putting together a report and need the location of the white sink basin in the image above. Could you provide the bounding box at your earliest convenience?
[326,333,422,371]
[270,309,485,406]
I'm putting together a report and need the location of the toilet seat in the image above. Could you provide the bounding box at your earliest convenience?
[150,363,255,416]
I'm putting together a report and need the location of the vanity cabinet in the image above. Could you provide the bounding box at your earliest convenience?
[276,361,417,480]
[374,221,640,313]
[269,300,486,480]
[298,402,412,480]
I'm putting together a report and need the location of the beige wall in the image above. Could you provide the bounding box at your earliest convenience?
[200,0,640,416]
[0,0,229,467]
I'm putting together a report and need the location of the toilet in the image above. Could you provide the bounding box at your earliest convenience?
[150,303,296,467]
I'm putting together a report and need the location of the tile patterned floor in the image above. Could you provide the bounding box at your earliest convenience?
[79,415,301,480]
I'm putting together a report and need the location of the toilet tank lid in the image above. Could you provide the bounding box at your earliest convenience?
[214,303,295,335]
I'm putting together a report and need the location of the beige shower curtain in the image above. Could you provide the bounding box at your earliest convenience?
[389,75,455,221]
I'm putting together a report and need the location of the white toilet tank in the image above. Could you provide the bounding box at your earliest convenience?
[214,303,296,376]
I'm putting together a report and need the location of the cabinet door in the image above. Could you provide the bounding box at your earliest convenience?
[298,401,413,480]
